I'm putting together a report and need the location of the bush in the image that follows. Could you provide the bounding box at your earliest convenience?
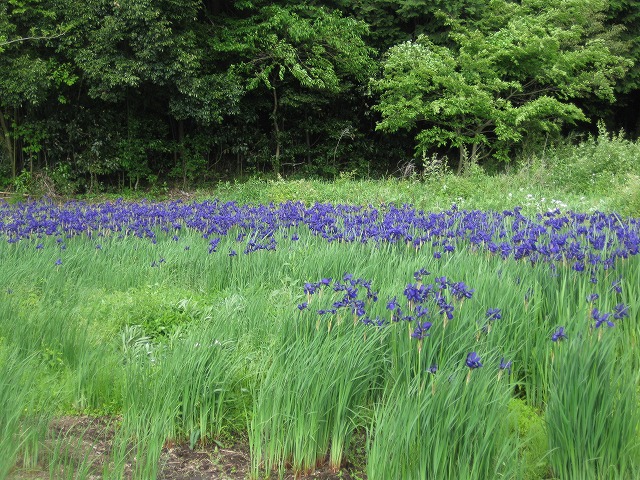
[548,123,640,195]
[612,174,640,217]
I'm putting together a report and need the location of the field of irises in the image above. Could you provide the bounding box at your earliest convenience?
[1,197,640,479]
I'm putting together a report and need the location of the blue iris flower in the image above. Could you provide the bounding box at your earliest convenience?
[383,296,396,311]
[413,268,431,281]
[411,321,432,340]
[613,303,629,320]
[592,308,614,328]
[450,282,474,300]
[466,352,483,369]
[499,358,512,375]
[551,326,567,342]
[404,284,421,303]
[610,277,623,294]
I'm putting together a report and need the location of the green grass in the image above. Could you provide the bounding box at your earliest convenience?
[1,183,640,478]
[53,126,639,218]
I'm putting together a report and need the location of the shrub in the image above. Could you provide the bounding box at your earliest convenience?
[548,123,640,195]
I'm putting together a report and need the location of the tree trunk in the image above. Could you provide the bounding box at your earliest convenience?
[178,120,186,189]
[457,145,465,175]
[470,143,479,166]
[272,87,280,175]
[0,109,14,178]
[305,124,311,166]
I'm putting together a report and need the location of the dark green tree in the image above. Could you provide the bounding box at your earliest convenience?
[209,2,375,175]
[0,0,74,180]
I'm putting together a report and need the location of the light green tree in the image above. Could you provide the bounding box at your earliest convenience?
[372,0,632,172]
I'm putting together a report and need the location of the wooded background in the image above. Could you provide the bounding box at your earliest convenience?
[1,0,639,191]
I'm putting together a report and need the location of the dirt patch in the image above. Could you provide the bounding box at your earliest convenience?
[9,416,366,480]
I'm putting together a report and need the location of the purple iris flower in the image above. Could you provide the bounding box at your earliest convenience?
[466,352,483,369]
[208,238,220,253]
[499,358,512,375]
[572,261,585,272]
[386,296,398,310]
[413,268,431,281]
[613,303,629,320]
[352,300,366,317]
[592,308,614,328]
[450,282,474,300]
[610,277,623,294]
[439,302,454,320]
[404,284,421,303]
[375,318,388,327]
[411,321,432,340]
[552,326,567,342]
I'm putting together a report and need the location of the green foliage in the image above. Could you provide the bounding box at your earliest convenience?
[203,170,628,216]
[90,284,213,340]
[613,174,640,217]
[219,5,373,92]
[211,3,375,174]
[111,324,241,478]
[2,0,639,188]
[70,0,200,99]
[250,319,384,475]
[547,122,640,197]
[546,333,640,479]
[372,0,632,170]
[368,367,518,479]
[508,398,549,480]
[2,197,640,476]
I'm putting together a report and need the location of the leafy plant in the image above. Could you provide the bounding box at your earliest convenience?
[372,0,631,171]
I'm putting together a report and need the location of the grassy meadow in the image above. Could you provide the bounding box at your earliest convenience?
[2,133,640,479]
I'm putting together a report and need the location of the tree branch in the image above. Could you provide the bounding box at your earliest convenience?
[0,31,67,47]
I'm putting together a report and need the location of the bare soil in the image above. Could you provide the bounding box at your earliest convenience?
[8,416,366,480]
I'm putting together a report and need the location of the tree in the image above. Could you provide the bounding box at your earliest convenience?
[0,0,75,180]
[211,3,374,174]
[604,0,640,136]
[372,0,632,172]
[60,0,245,187]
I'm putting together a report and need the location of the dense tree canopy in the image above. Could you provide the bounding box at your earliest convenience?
[373,0,631,171]
[0,0,638,191]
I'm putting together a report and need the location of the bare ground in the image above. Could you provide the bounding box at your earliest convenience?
[8,416,366,480]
